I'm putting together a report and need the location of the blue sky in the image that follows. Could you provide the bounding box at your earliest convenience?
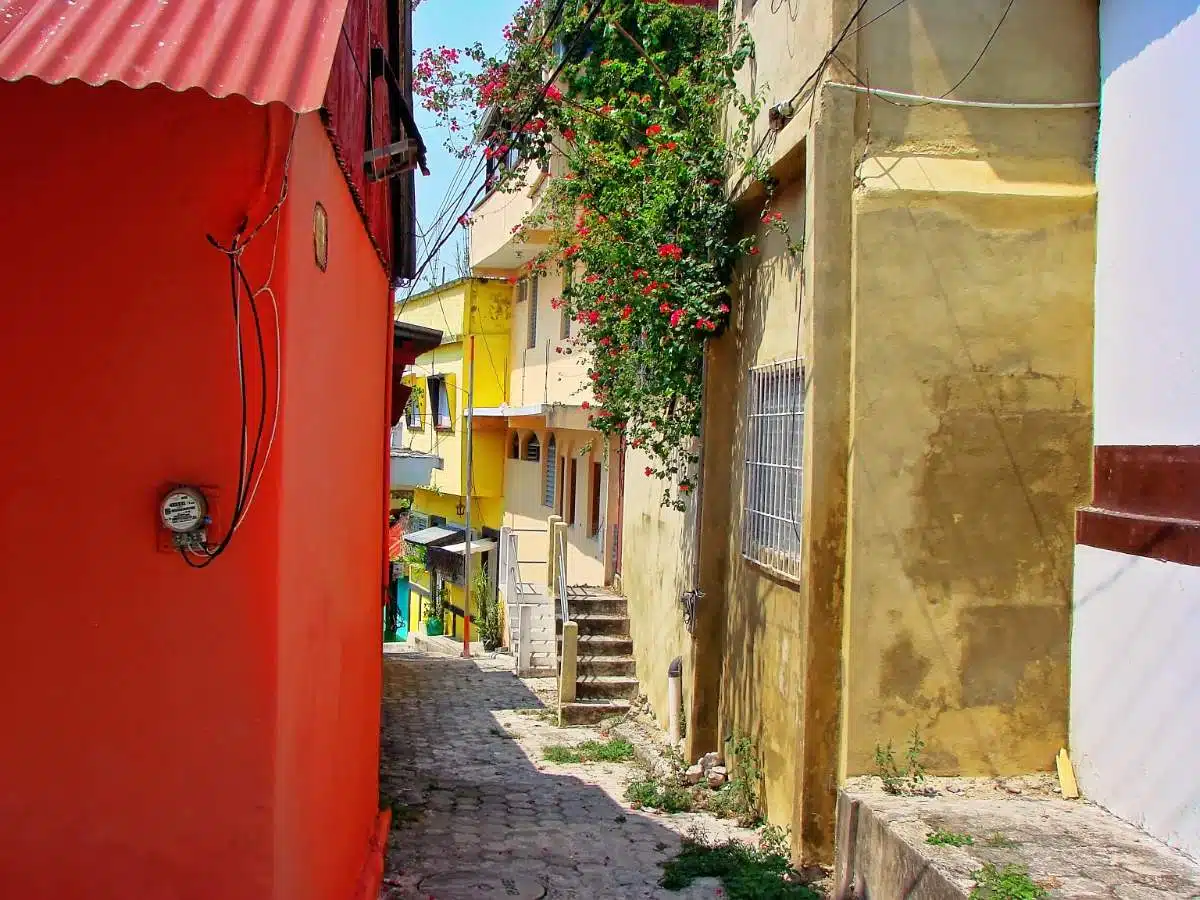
[411,0,522,289]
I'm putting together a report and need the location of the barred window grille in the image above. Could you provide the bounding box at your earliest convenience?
[526,277,539,349]
[742,358,804,580]
[543,435,557,507]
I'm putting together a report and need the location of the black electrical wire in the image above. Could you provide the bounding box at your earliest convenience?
[180,229,271,569]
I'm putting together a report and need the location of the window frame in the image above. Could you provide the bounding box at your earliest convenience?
[588,460,602,537]
[560,266,573,340]
[741,358,805,582]
[428,375,453,431]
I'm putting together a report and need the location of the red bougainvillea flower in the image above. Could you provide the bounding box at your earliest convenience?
[589,372,599,380]
[719,303,730,314]
[761,210,784,224]
[586,311,600,324]
[544,84,564,102]
[550,297,562,310]
[563,245,581,258]
[601,59,614,67]
[621,305,633,320]
[584,274,600,284]
[659,301,672,314]
[578,226,591,237]
[749,246,761,256]
[555,347,563,354]
[599,337,611,346]
[679,483,693,492]
[632,268,648,279]
[579,193,593,201]
[645,467,654,477]
[507,276,519,285]
[646,124,663,137]
[562,128,576,142]
[581,401,590,409]
[630,157,643,168]
[658,243,683,260]
[600,104,614,114]
[661,141,678,152]
[669,308,685,328]
[631,438,641,449]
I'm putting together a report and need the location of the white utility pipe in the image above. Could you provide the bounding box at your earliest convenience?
[668,657,683,747]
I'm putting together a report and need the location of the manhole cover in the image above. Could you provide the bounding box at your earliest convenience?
[416,872,546,898]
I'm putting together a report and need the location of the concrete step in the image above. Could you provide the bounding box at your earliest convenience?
[576,655,636,677]
[575,675,639,701]
[568,635,634,657]
[559,700,631,726]
[568,595,628,617]
[561,613,629,638]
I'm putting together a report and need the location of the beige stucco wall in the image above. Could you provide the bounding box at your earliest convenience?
[502,424,612,588]
[620,448,695,735]
[506,269,593,409]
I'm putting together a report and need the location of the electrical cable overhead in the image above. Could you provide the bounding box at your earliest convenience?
[400,0,592,308]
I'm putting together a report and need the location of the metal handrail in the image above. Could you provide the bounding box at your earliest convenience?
[555,527,570,624]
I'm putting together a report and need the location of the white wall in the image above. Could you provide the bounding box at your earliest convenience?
[1093,1,1200,445]
[1071,545,1200,860]
[1070,0,1200,862]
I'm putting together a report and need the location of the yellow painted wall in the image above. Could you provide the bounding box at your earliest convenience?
[619,0,1098,867]
[399,278,512,501]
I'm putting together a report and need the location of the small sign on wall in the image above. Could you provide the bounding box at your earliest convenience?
[313,202,329,271]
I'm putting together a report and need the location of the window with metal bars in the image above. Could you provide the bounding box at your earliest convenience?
[543,435,557,507]
[526,277,539,349]
[741,358,804,580]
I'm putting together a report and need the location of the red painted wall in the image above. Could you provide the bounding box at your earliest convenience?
[272,112,390,900]
[0,78,388,899]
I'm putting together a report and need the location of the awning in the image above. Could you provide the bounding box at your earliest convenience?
[403,525,462,546]
[440,538,499,556]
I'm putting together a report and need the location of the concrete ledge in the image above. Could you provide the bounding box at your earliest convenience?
[409,633,485,657]
[834,781,1200,899]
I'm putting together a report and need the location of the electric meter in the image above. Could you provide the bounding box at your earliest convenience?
[160,486,208,534]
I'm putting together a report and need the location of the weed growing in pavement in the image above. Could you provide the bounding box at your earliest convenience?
[969,863,1048,900]
[874,727,928,795]
[709,734,764,826]
[660,825,818,899]
[626,778,695,813]
[543,738,635,764]
[926,828,974,847]
[983,833,1019,849]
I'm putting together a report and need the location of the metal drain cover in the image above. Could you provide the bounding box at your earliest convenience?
[416,872,546,898]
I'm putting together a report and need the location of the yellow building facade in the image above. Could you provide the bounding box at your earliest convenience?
[619,0,1099,864]
[396,277,512,639]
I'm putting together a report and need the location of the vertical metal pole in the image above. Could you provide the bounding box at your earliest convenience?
[462,335,477,658]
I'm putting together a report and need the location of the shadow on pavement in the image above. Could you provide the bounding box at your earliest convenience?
[379,650,723,900]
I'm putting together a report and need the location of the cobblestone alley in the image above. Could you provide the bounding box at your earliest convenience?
[379,646,755,900]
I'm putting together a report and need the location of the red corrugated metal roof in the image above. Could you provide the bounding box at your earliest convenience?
[0,0,350,111]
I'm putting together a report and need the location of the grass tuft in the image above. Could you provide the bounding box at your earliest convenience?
[543,737,635,764]
[969,863,1048,900]
[661,830,818,899]
[926,828,974,847]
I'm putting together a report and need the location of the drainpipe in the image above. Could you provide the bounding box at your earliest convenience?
[668,656,683,746]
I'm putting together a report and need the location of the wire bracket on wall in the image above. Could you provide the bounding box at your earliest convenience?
[681,589,703,635]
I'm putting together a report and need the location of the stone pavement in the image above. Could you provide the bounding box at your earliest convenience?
[379,645,756,900]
